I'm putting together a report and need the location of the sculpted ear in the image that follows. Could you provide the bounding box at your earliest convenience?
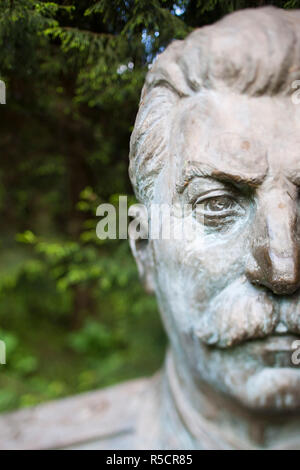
[129,204,155,294]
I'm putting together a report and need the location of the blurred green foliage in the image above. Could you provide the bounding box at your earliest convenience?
[0,0,299,412]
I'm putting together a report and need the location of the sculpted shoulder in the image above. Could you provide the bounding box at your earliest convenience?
[0,376,155,450]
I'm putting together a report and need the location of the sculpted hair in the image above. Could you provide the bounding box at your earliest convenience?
[129,6,300,204]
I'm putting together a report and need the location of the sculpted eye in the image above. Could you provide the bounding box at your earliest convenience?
[202,196,237,214]
[193,194,245,228]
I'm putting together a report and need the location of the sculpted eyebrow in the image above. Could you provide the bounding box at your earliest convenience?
[176,164,267,193]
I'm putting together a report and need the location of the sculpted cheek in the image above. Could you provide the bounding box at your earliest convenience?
[151,233,251,339]
[153,233,249,294]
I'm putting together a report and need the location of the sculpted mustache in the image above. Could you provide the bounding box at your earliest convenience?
[195,277,300,349]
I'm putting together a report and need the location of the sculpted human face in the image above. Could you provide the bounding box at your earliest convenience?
[149,90,300,411]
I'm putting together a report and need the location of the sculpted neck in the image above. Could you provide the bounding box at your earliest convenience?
[163,350,300,450]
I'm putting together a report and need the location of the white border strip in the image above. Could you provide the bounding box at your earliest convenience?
[0,80,6,104]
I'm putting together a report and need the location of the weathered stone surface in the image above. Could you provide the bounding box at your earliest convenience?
[128,6,300,449]
[0,377,149,450]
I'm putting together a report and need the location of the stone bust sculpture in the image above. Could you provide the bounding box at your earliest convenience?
[2,5,300,451]
[128,6,300,449]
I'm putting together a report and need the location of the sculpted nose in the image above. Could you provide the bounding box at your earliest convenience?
[246,190,300,296]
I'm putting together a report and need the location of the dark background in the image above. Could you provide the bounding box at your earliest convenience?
[0,0,298,412]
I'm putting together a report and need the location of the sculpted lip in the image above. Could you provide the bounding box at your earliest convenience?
[261,335,299,352]
[250,335,300,368]
[195,332,300,353]
[197,334,300,368]
[232,334,300,353]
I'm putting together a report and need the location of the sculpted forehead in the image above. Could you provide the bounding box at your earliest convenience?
[173,91,300,181]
